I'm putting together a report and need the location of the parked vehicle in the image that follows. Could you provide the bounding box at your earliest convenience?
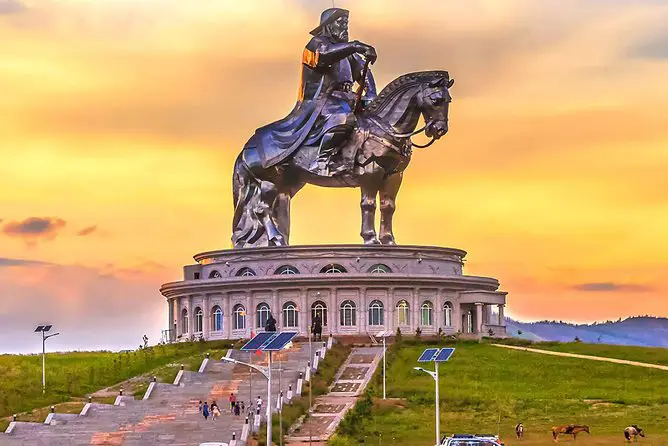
[440,433,504,446]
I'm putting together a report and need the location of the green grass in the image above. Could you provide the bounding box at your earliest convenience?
[0,340,236,423]
[331,340,668,445]
[256,343,352,446]
[517,341,668,366]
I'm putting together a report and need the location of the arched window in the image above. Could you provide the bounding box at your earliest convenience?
[421,301,433,326]
[340,300,356,326]
[443,302,453,327]
[256,303,271,329]
[311,301,328,326]
[320,264,347,274]
[368,264,391,273]
[233,304,246,330]
[368,300,384,326]
[274,265,299,275]
[283,301,298,328]
[211,306,223,332]
[396,300,409,326]
[194,307,203,332]
[236,267,256,277]
[181,308,189,333]
[209,270,222,279]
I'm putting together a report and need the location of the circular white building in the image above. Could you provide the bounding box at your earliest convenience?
[160,245,507,341]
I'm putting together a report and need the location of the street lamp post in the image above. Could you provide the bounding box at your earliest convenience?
[414,364,440,446]
[221,354,273,446]
[34,325,59,395]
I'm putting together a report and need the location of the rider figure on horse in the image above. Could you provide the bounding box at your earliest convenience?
[249,8,378,176]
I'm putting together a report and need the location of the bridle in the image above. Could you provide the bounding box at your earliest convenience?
[365,85,448,149]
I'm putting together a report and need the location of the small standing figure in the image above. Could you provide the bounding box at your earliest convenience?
[265,313,277,332]
[229,393,236,413]
[256,396,263,413]
[234,402,240,417]
[624,425,645,442]
[211,401,220,421]
[311,314,322,342]
[515,422,524,440]
[240,401,245,413]
[142,334,148,348]
[198,400,203,413]
[202,401,210,420]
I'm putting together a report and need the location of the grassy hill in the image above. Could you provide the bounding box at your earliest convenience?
[331,340,668,445]
[0,340,235,426]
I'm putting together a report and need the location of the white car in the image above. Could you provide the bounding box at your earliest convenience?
[441,434,504,446]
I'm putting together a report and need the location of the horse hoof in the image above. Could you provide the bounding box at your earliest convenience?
[380,237,396,245]
[270,236,286,246]
[364,238,381,245]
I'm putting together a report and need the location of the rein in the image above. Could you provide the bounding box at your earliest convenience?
[366,116,437,149]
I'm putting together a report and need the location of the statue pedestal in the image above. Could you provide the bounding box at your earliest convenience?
[160,244,508,340]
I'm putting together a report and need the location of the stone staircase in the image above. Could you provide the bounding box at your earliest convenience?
[0,344,313,446]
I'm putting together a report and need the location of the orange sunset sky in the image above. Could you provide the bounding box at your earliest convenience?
[1,0,667,353]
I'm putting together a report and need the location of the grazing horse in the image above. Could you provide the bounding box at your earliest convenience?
[232,70,453,248]
[624,425,645,442]
[515,422,524,440]
[552,425,590,442]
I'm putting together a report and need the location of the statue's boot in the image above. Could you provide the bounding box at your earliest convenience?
[309,129,349,175]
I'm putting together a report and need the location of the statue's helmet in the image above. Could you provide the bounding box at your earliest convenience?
[310,8,349,36]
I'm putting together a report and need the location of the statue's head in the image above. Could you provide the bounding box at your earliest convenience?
[311,8,349,42]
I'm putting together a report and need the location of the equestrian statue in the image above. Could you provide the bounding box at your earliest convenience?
[232,8,454,248]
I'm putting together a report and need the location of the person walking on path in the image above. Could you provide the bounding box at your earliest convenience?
[211,401,220,421]
[229,393,237,413]
[198,400,203,413]
[256,396,263,413]
[202,401,210,420]
[234,402,240,417]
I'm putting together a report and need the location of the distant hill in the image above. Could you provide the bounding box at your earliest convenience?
[506,316,668,347]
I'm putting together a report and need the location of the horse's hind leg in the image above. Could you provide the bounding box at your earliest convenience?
[379,172,403,245]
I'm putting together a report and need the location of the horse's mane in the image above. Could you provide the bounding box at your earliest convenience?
[365,70,450,114]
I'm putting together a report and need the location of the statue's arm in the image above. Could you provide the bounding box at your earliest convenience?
[303,38,371,69]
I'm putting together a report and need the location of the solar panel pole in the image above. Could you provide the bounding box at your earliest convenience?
[435,361,440,446]
[267,351,272,446]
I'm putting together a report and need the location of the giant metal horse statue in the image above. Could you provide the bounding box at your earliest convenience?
[232,70,453,248]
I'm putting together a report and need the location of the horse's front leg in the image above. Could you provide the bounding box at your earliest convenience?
[379,172,403,245]
[258,180,286,246]
[360,185,380,245]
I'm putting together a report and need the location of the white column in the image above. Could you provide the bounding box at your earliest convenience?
[246,293,253,337]
[271,291,279,330]
[498,304,505,326]
[223,294,231,339]
[203,294,210,340]
[412,289,419,332]
[175,297,182,338]
[187,295,194,338]
[475,303,483,333]
[360,288,366,334]
[299,289,308,336]
[386,289,394,333]
[167,298,174,341]
[330,289,337,334]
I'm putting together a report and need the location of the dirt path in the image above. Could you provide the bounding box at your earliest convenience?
[492,344,668,371]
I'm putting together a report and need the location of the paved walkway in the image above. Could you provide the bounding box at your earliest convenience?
[0,345,312,446]
[286,346,382,444]
[492,344,668,371]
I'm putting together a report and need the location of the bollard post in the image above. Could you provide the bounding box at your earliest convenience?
[119,388,123,396]
[153,376,157,383]
[50,406,55,413]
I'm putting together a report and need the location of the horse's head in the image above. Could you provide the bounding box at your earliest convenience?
[420,75,454,139]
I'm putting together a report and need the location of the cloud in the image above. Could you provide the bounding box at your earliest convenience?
[629,28,668,59]
[0,261,167,354]
[77,225,98,236]
[572,282,654,293]
[2,217,67,241]
[0,257,51,267]
[0,0,25,15]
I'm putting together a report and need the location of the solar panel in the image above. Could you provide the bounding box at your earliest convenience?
[240,332,276,351]
[42,325,52,332]
[34,325,44,332]
[417,348,440,363]
[434,347,455,362]
[263,331,298,351]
